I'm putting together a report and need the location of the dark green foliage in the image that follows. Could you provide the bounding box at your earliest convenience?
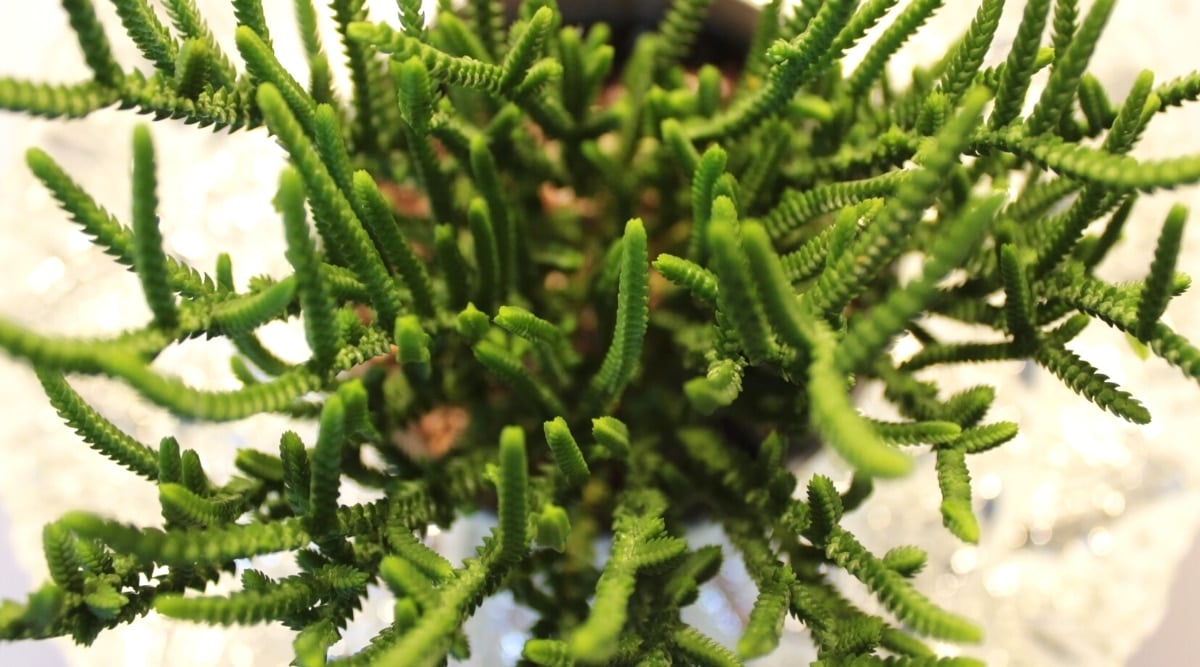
[434,224,471,309]
[997,237,1035,332]
[2,1,1199,664]
[328,0,385,154]
[474,339,566,417]
[395,57,454,225]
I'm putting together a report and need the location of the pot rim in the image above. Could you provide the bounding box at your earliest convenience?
[500,0,762,45]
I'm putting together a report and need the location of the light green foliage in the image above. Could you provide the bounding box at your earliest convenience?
[846,0,943,99]
[386,528,454,584]
[738,566,794,658]
[37,371,159,480]
[111,0,179,75]
[570,491,685,663]
[394,314,432,375]
[42,523,85,592]
[524,638,573,667]
[672,624,742,666]
[684,357,745,415]
[654,0,715,72]
[499,8,553,93]
[535,504,572,552]
[990,0,1052,127]
[686,0,855,142]
[935,447,980,543]
[308,392,347,542]
[497,425,530,564]
[158,483,244,526]
[1035,343,1150,423]
[1026,0,1116,135]
[870,419,962,446]
[937,0,1004,103]
[998,239,1039,352]
[654,254,719,308]
[708,199,778,363]
[354,170,435,316]
[277,167,341,370]
[294,619,338,667]
[163,0,234,86]
[279,431,311,515]
[957,421,1020,454]
[236,26,315,132]
[804,86,991,316]
[130,125,177,329]
[591,416,631,458]
[834,191,1002,372]
[62,0,123,86]
[157,565,367,624]
[1137,204,1188,339]
[467,198,501,312]
[882,545,928,577]
[257,85,402,325]
[1,1,1199,664]
[688,146,728,262]
[543,418,590,488]
[469,136,516,296]
[587,218,650,412]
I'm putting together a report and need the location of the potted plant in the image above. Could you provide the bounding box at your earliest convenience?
[2,0,1199,664]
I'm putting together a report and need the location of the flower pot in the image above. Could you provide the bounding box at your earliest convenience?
[503,0,762,68]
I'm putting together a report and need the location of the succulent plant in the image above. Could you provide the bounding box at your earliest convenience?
[2,0,1200,664]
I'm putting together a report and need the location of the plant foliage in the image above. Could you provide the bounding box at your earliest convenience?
[2,0,1199,663]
